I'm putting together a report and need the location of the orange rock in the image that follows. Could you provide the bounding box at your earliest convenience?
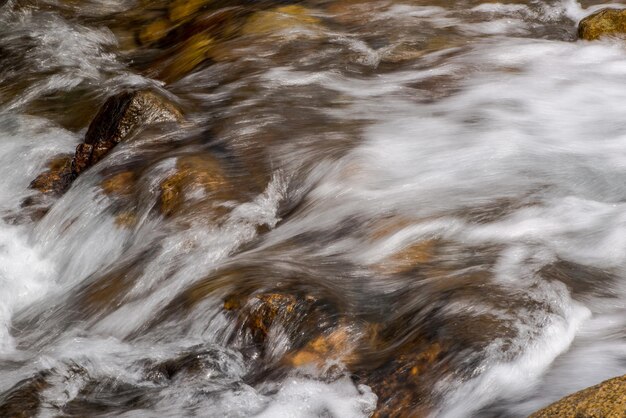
[288,326,357,368]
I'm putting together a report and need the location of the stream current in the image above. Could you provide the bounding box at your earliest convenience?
[0,0,624,417]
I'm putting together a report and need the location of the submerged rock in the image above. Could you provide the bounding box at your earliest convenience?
[169,0,212,23]
[100,170,136,197]
[0,372,49,418]
[223,287,341,361]
[578,8,626,41]
[156,33,216,83]
[159,154,231,217]
[530,374,626,418]
[138,18,172,46]
[241,5,321,36]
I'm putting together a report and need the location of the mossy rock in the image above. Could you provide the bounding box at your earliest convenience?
[578,8,626,40]
[530,374,626,418]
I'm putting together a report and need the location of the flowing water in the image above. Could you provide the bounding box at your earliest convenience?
[0,0,625,416]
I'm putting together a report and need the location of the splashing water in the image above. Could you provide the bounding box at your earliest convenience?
[0,0,624,417]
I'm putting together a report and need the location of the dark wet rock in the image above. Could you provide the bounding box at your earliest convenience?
[72,90,183,177]
[529,374,626,418]
[62,377,152,416]
[0,372,49,418]
[143,348,240,384]
[578,8,626,40]
[353,322,447,418]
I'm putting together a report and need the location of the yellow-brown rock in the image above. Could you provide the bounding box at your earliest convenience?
[529,374,626,418]
[159,154,229,217]
[225,293,299,344]
[29,154,73,195]
[365,340,444,418]
[241,5,321,36]
[101,171,135,196]
[157,33,215,83]
[578,8,626,40]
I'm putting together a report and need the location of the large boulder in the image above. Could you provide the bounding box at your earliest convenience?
[530,374,626,418]
[578,8,626,40]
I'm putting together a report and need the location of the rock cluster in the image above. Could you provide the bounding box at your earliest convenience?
[29,89,182,198]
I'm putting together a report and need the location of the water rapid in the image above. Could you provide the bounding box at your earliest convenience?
[0,0,624,417]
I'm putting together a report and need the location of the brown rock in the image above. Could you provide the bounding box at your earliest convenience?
[287,325,358,368]
[223,289,338,355]
[72,90,183,177]
[374,239,439,275]
[578,8,626,40]
[169,0,211,23]
[0,372,49,418]
[29,154,73,195]
[529,374,626,418]
[27,90,182,205]
[241,5,321,36]
[101,171,135,196]
[159,154,229,217]
[156,33,216,83]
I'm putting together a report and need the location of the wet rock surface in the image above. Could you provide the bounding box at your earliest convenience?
[1,0,625,417]
[27,89,183,200]
[529,374,626,418]
[578,8,626,40]
[73,90,183,177]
